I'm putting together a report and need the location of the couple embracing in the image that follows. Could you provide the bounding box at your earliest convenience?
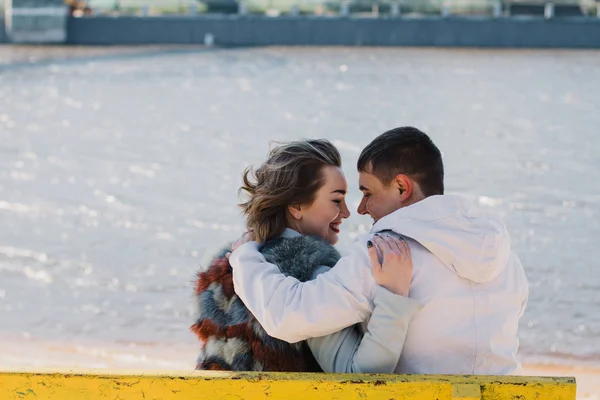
[191,126,529,375]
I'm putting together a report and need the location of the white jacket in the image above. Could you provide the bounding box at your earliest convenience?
[280,228,423,374]
[230,194,529,374]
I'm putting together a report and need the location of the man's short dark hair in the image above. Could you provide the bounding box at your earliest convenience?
[357,127,444,197]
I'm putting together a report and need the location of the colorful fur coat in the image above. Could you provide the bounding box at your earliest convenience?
[191,235,341,371]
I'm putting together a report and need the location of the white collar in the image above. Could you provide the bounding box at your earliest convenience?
[280,228,302,239]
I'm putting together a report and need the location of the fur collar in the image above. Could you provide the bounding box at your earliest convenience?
[260,235,340,282]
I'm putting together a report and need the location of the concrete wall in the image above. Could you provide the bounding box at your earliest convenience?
[66,15,600,48]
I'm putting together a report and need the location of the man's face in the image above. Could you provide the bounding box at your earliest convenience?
[357,170,402,223]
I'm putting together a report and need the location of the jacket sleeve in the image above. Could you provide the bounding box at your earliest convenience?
[229,241,376,343]
[519,275,529,318]
[306,266,423,373]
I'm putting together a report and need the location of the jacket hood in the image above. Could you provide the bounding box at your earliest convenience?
[372,195,511,283]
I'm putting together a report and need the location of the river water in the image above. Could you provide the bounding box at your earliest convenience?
[0,45,599,368]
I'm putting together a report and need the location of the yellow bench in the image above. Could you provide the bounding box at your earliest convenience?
[0,369,576,399]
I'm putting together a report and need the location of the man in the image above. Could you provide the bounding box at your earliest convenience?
[229,127,529,374]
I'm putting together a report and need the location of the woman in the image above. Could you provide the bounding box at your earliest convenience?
[191,139,421,372]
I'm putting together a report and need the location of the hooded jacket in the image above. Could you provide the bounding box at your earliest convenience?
[229,195,529,374]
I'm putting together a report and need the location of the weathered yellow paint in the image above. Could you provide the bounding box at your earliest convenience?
[0,369,576,400]
[451,383,481,400]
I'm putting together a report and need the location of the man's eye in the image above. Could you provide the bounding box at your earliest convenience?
[333,200,341,204]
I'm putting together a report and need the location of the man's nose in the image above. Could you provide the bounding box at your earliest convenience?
[357,199,368,215]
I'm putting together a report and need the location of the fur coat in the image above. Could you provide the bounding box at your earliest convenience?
[191,235,341,371]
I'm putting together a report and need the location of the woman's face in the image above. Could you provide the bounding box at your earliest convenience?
[291,166,350,245]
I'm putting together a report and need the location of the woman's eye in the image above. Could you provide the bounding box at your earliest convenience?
[333,200,342,204]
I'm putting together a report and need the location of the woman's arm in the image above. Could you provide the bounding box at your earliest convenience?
[229,234,412,344]
[230,241,376,342]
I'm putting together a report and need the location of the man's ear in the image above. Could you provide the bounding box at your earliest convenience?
[393,174,413,203]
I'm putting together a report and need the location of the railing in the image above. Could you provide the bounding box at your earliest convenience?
[0,369,577,400]
[77,0,598,17]
[2,0,598,17]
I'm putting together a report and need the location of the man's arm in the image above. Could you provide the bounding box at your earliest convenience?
[229,241,375,343]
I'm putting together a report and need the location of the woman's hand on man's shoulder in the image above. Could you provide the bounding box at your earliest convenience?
[367,235,413,297]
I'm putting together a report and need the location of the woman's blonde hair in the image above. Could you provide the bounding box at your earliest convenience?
[240,139,341,243]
